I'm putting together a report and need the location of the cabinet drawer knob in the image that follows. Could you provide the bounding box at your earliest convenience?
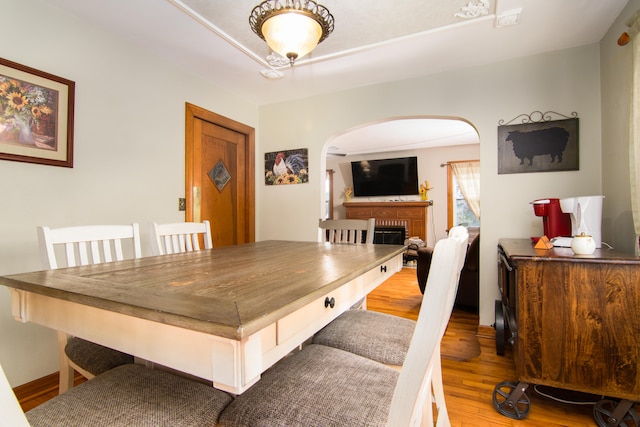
[380,265,387,273]
[324,297,335,308]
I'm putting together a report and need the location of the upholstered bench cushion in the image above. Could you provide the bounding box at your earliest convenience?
[219,344,399,427]
[312,309,416,366]
[65,337,134,375]
[26,364,233,427]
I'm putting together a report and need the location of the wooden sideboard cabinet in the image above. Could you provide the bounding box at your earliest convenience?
[343,201,430,243]
[494,238,640,420]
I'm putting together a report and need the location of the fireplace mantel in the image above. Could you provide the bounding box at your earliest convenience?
[343,201,431,244]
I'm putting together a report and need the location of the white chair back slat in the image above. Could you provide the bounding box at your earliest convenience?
[190,233,202,251]
[97,240,108,263]
[161,235,172,254]
[175,235,185,253]
[38,227,58,270]
[318,218,375,245]
[112,238,124,261]
[386,227,468,427]
[64,242,77,268]
[88,241,100,263]
[182,235,191,252]
[440,226,469,336]
[81,241,93,265]
[151,221,212,256]
[37,224,142,270]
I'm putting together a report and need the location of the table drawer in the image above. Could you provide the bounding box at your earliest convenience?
[277,255,401,345]
[277,284,355,344]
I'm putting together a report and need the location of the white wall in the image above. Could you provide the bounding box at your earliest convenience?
[0,0,258,386]
[257,44,604,329]
[327,144,480,246]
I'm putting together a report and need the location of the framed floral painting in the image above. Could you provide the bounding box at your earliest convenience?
[0,58,75,167]
[265,148,309,185]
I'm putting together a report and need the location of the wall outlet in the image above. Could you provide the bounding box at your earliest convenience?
[178,198,186,211]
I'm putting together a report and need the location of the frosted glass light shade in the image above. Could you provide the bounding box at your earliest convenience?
[249,0,334,66]
[262,12,322,64]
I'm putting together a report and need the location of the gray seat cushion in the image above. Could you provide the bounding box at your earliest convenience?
[312,309,415,365]
[26,364,233,427]
[219,344,399,427]
[65,337,134,375]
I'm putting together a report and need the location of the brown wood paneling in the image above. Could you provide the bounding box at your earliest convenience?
[502,238,640,401]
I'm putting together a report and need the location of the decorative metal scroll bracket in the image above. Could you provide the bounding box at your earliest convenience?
[498,111,578,126]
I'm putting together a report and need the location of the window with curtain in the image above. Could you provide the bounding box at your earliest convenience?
[446,160,480,230]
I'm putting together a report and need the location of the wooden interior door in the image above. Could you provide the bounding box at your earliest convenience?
[185,103,255,246]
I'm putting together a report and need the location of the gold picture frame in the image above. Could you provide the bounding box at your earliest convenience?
[0,57,75,167]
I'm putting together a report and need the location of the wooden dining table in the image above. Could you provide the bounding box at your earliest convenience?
[0,240,404,394]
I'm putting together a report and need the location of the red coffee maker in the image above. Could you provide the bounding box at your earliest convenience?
[532,198,572,238]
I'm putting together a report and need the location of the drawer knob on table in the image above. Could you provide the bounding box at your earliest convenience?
[380,265,387,273]
[324,297,335,308]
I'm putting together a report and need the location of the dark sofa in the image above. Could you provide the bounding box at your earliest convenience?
[416,233,479,312]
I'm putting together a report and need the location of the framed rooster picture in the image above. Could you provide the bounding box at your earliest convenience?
[265,148,309,185]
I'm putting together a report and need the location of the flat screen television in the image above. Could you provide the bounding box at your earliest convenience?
[351,156,419,197]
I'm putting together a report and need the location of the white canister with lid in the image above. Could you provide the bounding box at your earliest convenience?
[571,232,596,255]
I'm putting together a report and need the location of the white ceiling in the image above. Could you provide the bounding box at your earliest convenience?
[328,118,480,156]
[44,0,628,153]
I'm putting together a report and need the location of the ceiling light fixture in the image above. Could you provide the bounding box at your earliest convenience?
[249,0,334,66]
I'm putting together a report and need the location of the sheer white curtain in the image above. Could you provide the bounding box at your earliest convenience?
[624,11,640,254]
[451,161,480,219]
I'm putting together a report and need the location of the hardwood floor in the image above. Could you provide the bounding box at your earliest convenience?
[15,371,86,412]
[15,267,630,426]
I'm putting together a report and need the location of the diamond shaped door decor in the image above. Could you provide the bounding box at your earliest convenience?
[209,159,231,192]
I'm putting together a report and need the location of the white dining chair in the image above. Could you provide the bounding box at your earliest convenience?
[318,218,375,244]
[314,226,469,364]
[218,231,468,426]
[312,226,468,422]
[1,361,233,427]
[319,217,376,310]
[36,224,142,394]
[150,220,213,255]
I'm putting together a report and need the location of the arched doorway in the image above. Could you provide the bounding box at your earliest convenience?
[320,116,480,245]
[321,115,483,328]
